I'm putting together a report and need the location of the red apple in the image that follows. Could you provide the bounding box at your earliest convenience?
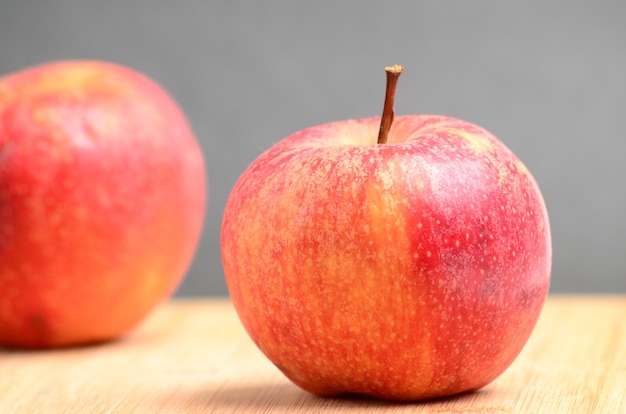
[221,66,551,401]
[0,60,206,348]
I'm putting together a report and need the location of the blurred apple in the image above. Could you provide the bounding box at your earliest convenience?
[221,66,551,400]
[0,60,206,348]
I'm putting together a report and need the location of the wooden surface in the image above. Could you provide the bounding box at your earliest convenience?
[1,296,625,413]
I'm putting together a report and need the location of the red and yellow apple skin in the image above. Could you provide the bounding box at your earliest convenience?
[221,115,551,401]
[0,61,206,348]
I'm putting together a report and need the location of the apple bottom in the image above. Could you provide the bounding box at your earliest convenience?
[0,159,203,349]
[234,282,545,401]
[0,251,190,349]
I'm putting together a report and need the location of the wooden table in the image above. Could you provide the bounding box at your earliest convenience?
[1,296,624,413]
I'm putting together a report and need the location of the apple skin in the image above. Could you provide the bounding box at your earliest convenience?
[0,61,206,348]
[221,115,551,401]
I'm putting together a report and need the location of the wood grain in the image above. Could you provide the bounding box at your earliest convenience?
[1,296,624,413]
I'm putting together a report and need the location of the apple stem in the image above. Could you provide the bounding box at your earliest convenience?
[377,64,404,145]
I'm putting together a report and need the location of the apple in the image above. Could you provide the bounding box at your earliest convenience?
[0,60,206,348]
[221,65,551,401]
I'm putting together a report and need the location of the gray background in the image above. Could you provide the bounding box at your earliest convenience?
[1,1,624,295]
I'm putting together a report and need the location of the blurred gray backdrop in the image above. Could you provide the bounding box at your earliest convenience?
[1,1,625,295]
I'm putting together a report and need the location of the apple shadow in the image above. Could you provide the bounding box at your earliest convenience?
[180,381,493,412]
[0,339,109,354]
[0,324,170,354]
